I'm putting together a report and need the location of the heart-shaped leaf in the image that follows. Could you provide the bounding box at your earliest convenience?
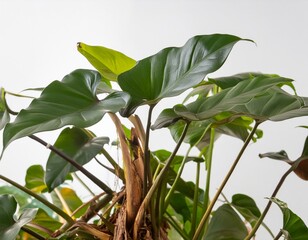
[0,194,37,240]
[2,69,129,157]
[271,198,308,239]
[46,127,109,191]
[204,204,248,240]
[118,34,249,116]
[77,42,136,81]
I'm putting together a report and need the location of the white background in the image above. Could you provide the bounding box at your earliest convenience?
[1,1,308,239]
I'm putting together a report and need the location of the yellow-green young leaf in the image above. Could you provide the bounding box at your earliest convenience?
[77,42,136,81]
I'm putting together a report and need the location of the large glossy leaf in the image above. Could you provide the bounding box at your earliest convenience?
[271,198,308,239]
[118,34,248,116]
[0,194,37,240]
[46,127,109,191]
[1,69,129,157]
[0,87,10,130]
[231,194,261,227]
[204,204,248,240]
[77,42,136,81]
[174,75,292,121]
[25,165,47,193]
[229,87,308,122]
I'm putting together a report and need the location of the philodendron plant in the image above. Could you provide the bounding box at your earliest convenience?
[1,34,308,240]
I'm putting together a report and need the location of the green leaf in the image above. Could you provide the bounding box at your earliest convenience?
[230,87,308,122]
[118,34,249,116]
[169,193,191,223]
[231,194,261,227]
[208,72,276,89]
[51,187,87,218]
[46,127,109,191]
[259,150,291,163]
[204,204,248,240]
[271,198,308,239]
[0,87,10,130]
[0,186,53,216]
[27,209,62,238]
[174,75,293,121]
[2,69,128,157]
[77,42,136,81]
[25,165,47,193]
[0,194,37,240]
[153,149,203,167]
[165,114,260,150]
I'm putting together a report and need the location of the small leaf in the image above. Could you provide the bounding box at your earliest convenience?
[2,69,128,158]
[25,165,47,193]
[204,204,248,240]
[231,193,261,227]
[77,42,136,81]
[0,194,37,240]
[46,127,109,191]
[259,150,291,163]
[271,198,308,239]
[0,87,10,130]
[119,34,249,116]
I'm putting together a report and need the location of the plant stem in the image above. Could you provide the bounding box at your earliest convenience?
[133,121,190,240]
[0,175,74,225]
[273,230,283,240]
[244,163,296,239]
[190,161,201,238]
[72,173,96,197]
[193,122,260,240]
[28,134,113,195]
[166,212,190,240]
[54,188,73,217]
[101,148,125,181]
[21,226,45,240]
[164,146,192,209]
[203,128,215,210]
[144,104,155,197]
